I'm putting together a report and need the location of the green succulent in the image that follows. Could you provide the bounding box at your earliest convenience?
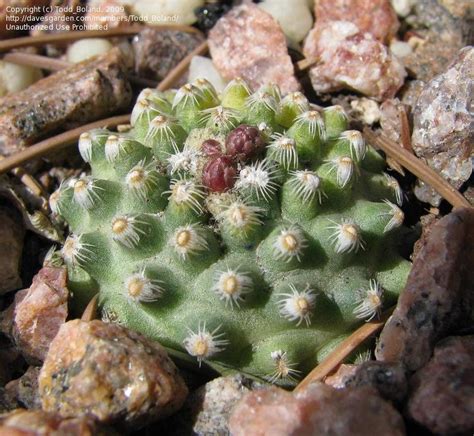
[52,78,410,385]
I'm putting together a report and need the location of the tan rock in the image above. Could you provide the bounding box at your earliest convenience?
[39,319,188,429]
[208,2,300,95]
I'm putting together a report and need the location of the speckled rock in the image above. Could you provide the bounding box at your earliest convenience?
[380,98,408,144]
[350,98,381,125]
[132,28,205,81]
[209,2,300,94]
[303,21,406,101]
[376,208,474,371]
[314,0,399,43]
[411,47,473,206]
[190,375,264,435]
[3,367,41,410]
[343,361,407,404]
[399,79,425,108]
[229,384,405,435]
[38,319,188,429]
[0,409,111,435]
[0,207,24,294]
[9,267,68,364]
[407,336,474,435]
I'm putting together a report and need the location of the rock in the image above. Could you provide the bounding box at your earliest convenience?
[258,0,313,44]
[303,21,406,101]
[411,47,473,206]
[188,56,227,93]
[4,367,41,410]
[208,3,300,94]
[343,361,407,404]
[399,79,425,108]
[390,0,415,17]
[376,208,474,371]
[0,62,42,98]
[39,319,188,429]
[194,2,232,33]
[403,29,465,82]
[407,336,474,434]
[229,384,405,435]
[0,207,24,294]
[0,49,131,156]
[132,0,204,26]
[66,38,114,64]
[350,97,381,125]
[439,0,474,19]
[8,267,68,364]
[379,98,408,144]
[315,0,399,43]
[190,375,264,435]
[0,409,110,435]
[132,28,205,82]
[324,364,358,389]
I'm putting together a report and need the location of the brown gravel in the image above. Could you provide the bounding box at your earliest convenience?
[39,319,188,429]
[376,208,474,371]
[407,335,474,434]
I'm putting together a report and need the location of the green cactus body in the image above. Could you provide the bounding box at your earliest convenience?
[55,79,411,386]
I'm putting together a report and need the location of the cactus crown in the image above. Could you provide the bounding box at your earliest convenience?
[54,78,410,386]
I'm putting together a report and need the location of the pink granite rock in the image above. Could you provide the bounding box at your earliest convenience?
[315,0,399,43]
[407,335,474,435]
[11,267,68,364]
[208,2,300,94]
[229,384,405,436]
[376,208,474,371]
[303,21,406,101]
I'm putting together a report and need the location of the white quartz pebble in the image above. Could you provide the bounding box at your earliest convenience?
[258,0,313,44]
[188,56,227,93]
[0,62,42,97]
[67,38,113,63]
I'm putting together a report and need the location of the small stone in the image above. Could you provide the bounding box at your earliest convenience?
[411,47,473,206]
[188,56,227,93]
[376,208,474,371]
[188,375,264,435]
[4,367,41,410]
[303,21,406,101]
[390,0,415,17]
[66,38,113,64]
[0,409,109,435]
[399,80,425,108]
[407,336,474,434]
[379,98,407,144]
[324,364,358,389]
[132,0,204,26]
[209,3,300,94]
[350,98,381,125]
[229,384,405,435]
[8,267,68,364]
[315,0,399,43]
[389,40,413,59]
[133,28,205,82]
[258,0,313,44]
[39,319,188,429]
[0,207,24,294]
[343,361,407,404]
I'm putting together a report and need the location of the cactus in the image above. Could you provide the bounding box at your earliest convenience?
[53,79,411,386]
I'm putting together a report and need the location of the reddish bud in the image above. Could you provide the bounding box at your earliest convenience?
[202,139,223,156]
[225,125,265,161]
[202,155,237,192]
